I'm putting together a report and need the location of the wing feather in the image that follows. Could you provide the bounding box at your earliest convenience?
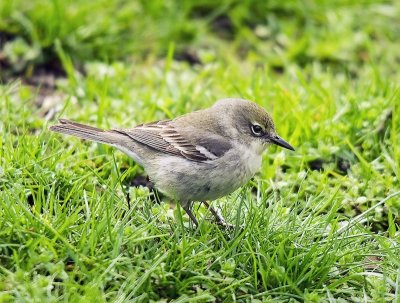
[113,120,231,162]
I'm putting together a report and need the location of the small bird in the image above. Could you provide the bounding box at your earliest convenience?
[50,98,294,227]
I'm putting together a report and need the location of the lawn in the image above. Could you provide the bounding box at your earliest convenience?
[1,0,400,302]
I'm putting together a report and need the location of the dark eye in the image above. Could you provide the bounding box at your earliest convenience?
[251,124,264,136]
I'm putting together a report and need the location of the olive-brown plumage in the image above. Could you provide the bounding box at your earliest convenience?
[50,98,294,226]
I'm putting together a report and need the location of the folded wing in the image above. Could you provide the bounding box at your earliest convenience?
[113,120,232,162]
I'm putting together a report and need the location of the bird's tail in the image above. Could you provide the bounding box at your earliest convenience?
[49,119,122,145]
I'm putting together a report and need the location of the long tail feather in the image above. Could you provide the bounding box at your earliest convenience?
[49,119,122,145]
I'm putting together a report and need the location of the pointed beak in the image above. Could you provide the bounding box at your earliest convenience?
[269,135,295,151]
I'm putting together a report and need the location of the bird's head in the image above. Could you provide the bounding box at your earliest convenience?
[213,98,295,154]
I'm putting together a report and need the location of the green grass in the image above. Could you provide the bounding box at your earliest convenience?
[1,0,400,302]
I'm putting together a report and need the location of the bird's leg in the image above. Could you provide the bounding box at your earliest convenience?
[202,201,234,228]
[182,204,198,227]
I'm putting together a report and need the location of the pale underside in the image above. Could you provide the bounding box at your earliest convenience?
[112,120,264,205]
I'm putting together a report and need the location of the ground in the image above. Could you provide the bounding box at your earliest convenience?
[0,0,399,302]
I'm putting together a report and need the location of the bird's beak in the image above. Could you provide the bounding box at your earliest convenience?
[269,135,295,151]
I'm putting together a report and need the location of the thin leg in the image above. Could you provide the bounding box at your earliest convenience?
[183,204,198,227]
[202,201,225,224]
[202,201,234,228]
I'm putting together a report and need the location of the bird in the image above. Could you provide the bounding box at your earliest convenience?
[49,98,294,227]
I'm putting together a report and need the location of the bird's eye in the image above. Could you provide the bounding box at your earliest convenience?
[251,124,264,136]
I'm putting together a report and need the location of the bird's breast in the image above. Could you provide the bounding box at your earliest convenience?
[235,143,263,177]
[145,144,263,202]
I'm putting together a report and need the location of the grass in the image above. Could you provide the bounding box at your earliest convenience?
[1,0,400,302]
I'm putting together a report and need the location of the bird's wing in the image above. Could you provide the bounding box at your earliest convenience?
[113,120,232,162]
